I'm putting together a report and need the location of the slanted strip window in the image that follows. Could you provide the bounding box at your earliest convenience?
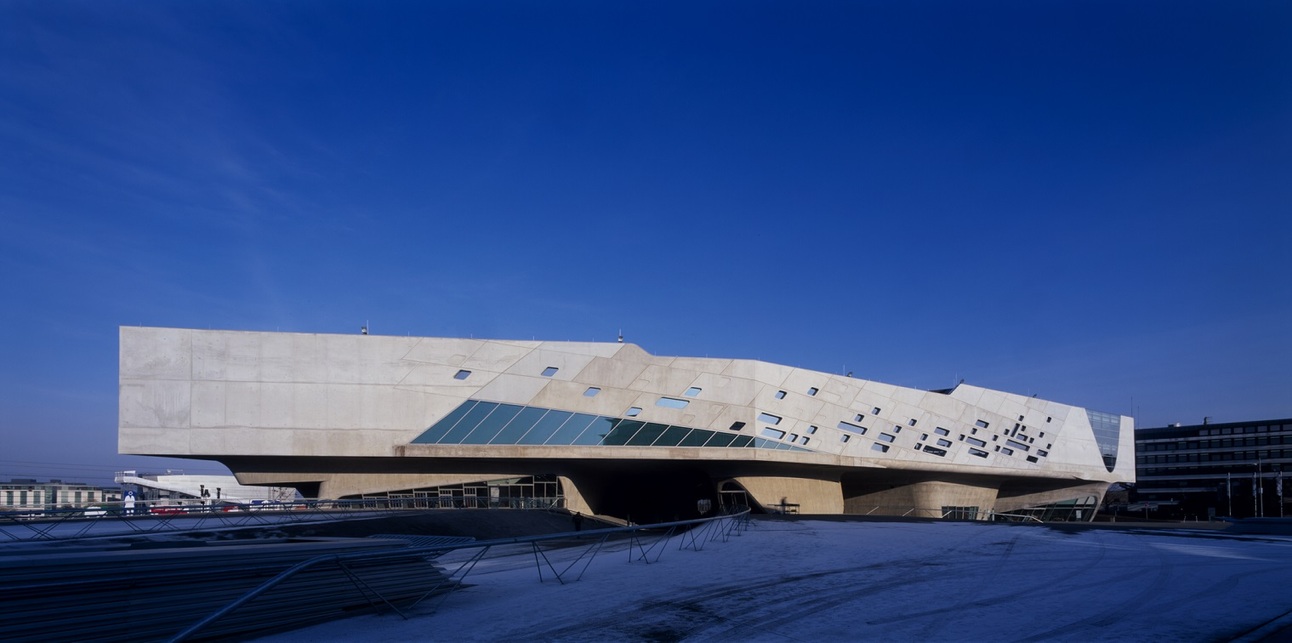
[838,421,867,435]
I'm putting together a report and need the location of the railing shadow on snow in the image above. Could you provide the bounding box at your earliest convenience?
[169,506,753,642]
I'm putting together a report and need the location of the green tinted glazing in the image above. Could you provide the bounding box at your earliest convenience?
[411,400,478,444]
[414,401,811,451]
[703,432,737,448]
[545,413,599,445]
[653,426,693,447]
[460,403,523,444]
[490,406,549,444]
[573,417,620,445]
[679,428,713,447]
[600,420,644,445]
[440,401,498,444]
[626,423,669,446]
[517,410,573,445]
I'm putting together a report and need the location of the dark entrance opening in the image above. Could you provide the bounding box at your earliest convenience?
[578,468,717,524]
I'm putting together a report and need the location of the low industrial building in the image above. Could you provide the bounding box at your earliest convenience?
[0,478,110,512]
[119,327,1134,522]
[1134,417,1292,519]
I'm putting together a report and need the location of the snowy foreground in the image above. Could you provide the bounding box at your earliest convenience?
[262,519,1292,642]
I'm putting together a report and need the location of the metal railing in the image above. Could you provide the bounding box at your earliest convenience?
[0,497,568,543]
[171,507,752,642]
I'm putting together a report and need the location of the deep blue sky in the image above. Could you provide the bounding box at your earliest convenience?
[2,2,1289,485]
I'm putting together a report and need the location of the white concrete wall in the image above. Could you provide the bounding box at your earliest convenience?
[120,327,1132,490]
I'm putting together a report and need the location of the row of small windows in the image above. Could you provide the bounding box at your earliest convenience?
[1196,424,1289,436]
[1138,450,1292,465]
[454,364,566,381]
[762,427,812,446]
[1139,435,1292,451]
[455,367,1045,439]
[453,366,1044,463]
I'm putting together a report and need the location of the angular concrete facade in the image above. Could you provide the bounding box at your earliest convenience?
[119,327,1134,521]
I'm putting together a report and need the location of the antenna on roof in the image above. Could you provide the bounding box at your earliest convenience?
[361,321,368,335]
[617,329,624,343]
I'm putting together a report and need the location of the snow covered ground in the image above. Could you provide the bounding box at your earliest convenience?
[261,518,1292,642]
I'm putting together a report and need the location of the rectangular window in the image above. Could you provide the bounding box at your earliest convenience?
[453,369,472,380]
[758,412,783,425]
[656,397,690,409]
[878,433,895,443]
[490,406,550,444]
[788,433,799,442]
[761,428,786,440]
[936,438,952,448]
[975,420,990,428]
[969,448,988,458]
[854,414,865,422]
[544,413,600,445]
[1037,449,1049,457]
[626,423,669,446]
[1027,455,1039,463]
[729,421,746,431]
[837,421,867,435]
[584,387,601,397]
[922,445,947,457]
[934,427,950,436]
[840,434,851,443]
[541,366,559,377]
[775,390,787,399]
[516,410,574,445]
[807,387,819,396]
[806,425,818,434]
[799,436,810,445]
[965,437,986,448]
[1006,439,1030,451]
[625,407,642,417]
[872,443,890,453]
[908,419,917,426]
[872,407,881,415]
[654,426,693,446]
[684,386,702,397]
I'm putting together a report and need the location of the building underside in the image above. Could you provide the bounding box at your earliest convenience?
[119,328,1135,522]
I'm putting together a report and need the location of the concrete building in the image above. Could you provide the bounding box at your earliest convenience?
[119,327,1134,522]
[1134,418,1292,519]
[114,470,292,506]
